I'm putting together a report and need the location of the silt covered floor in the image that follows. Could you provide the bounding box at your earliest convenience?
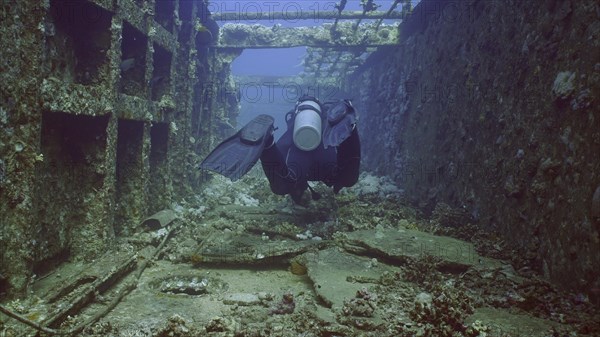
[1,172,599,336]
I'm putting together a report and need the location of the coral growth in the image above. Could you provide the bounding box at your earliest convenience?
[269,291,295,315]
[409,287,474,337]
[342,287,377,317]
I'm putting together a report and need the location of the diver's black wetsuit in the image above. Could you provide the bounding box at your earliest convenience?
[199,95,361,203]
[260,108,361,202]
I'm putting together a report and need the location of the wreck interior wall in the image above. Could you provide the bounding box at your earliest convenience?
[149,122,170,213]
[0,0,221,298]
[1,1,48,298]
[348,0,600,297]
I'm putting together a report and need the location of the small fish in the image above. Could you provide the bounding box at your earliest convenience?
[120,58,135,72]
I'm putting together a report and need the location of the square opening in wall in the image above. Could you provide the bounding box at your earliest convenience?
[178,0,193,22]
[120,21,148,97]
[194,2,216,49]
[195,25,213,49]
[115,119,145,236]
[178,10,193,46]
[49,0,113,85]
[155,0,175,33]
[151,43,172,101]
[149,122,169,212]
[178,22,192,47]
[40,111,109,190]
[191,81,210,149]
[150,123,168,174]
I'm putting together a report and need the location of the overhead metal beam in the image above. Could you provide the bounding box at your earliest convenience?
[232,75,341,89]
[211,10,407,21]
[215,22,400,49]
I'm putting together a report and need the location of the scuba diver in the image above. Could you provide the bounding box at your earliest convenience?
[200,95,360,204]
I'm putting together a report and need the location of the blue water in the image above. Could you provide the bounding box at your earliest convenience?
[236,86,294,141]
[228,0,421,139]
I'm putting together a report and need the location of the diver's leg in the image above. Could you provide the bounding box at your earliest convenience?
[260,141,293,195]
[334,128,361,193]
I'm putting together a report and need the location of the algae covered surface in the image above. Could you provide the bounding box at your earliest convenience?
[1,0,599,335]
[1,173,598,336]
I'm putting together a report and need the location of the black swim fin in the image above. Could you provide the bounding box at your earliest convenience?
[200,114,274,181]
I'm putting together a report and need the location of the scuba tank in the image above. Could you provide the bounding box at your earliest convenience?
[292,96,322,151]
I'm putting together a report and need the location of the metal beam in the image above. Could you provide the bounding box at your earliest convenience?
[233,75,301,84]
[232,75,340,89]
[216,22,400,49]
[211,10,407,21]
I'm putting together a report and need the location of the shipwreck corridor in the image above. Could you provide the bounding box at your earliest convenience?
[1,0,599,336]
